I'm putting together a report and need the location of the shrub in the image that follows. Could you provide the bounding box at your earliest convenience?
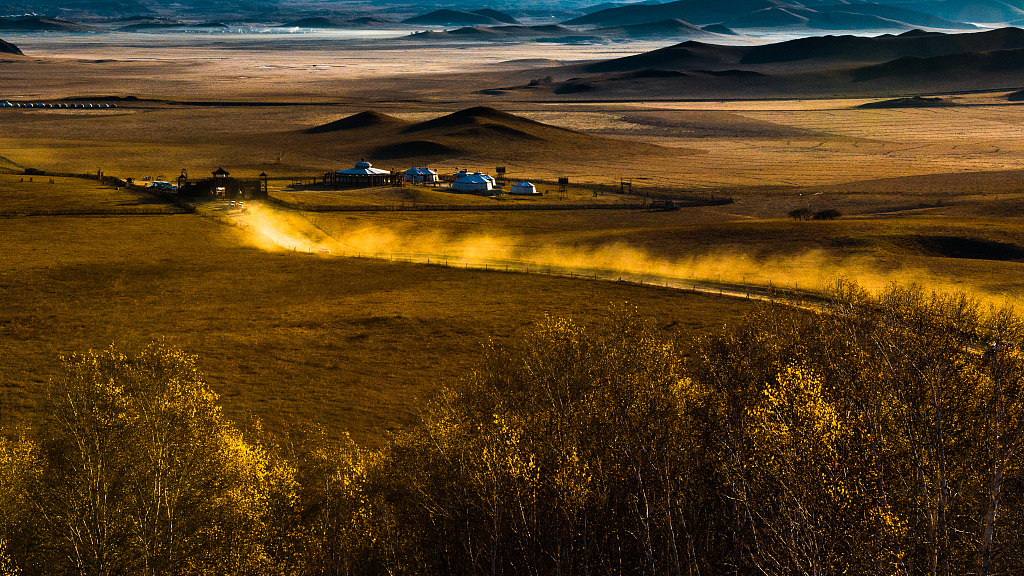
[788,207,813,220]
[813,208,842,220]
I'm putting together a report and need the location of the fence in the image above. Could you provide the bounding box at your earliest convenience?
[266,196,732,213]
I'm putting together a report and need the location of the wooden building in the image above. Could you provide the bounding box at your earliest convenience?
[177,167,267,199]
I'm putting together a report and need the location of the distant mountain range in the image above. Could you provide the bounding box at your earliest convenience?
[403,9,520,26]
[479,27,1024,99]
[564,0,992,30]
[0,0,1021,37]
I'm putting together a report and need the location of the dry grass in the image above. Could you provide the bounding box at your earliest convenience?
[4,36,1024,445]
[0,173,176,213]
[0,204,755,446]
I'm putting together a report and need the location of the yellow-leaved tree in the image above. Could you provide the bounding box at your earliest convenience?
[32,342,274,576]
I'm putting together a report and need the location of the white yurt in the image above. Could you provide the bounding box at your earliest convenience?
[403,167,438,183]
[452,171,496,192]
[510,182,538,195]
[331,159,392,186]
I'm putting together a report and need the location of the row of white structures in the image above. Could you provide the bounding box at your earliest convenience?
[403,167,538,195]
[2,101,118,109]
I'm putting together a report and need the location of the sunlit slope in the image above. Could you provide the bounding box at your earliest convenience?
[302,106,689,164]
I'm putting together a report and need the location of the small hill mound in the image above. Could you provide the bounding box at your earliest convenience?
[0,17,98,32]
[279,17,346,28]
[530,25,571,33]
[599,18,717,38]
[448,26,507,36]
[701,24,736,34]
[858,95,954,108]
[852,48,1024,82]
[404,9,502,26]
[472,9,520,24]
[372,140,462,159]
[0,38,22,55]
[584,41,747,73]
[402,107,564,135]
[624,68,688,78]
[347,17,395,25]
[305,111,409,134]
[1007,89,1024,101]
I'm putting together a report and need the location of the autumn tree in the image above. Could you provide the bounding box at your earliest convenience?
[29,343,275,576]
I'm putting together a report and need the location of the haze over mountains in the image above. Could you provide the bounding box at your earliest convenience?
[1,0,1021,34]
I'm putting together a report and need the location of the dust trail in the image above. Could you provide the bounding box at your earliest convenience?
[231,202,1024,308]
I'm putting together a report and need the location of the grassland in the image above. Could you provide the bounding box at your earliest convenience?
[0,178,756,446]
[4,34,1024,446]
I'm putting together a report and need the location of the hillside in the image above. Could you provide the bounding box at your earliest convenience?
[564,0,987,30]
[0,17,98,32]
[582,26,1024,72]
[0,38,22,55]
[471,8,520,24]
[596,18,729,38]
[304,110,410,134]
[403,9,504,26]
[302,106,677,163]
[279,17,347,28]
[490,26,1024,100]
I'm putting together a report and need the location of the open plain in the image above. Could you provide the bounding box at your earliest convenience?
[3,28,1024,443]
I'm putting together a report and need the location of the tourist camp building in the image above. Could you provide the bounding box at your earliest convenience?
[510,182,539,195]
[176,167,266,199]
[451,170,498,193]
[403,167,438,183]
[325,159,397,188]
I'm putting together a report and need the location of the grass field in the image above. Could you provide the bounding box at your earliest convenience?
[4,37,1024,447]
[0,189,756,446]
[0,173,183,213]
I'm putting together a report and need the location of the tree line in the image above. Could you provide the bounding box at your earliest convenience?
[2,282,1024,575]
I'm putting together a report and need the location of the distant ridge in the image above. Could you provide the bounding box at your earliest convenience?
[597,18,724,38]
[279,17,347,28]
[740,27,1024,64]
[347,17,395,25]
[1007,89,1024,101]
[565,0,989,29]
[727,7,808,28]
[471,9,520,24]
[809,4,976,30]
[403,9,504,26]
[305,111,409,134]
[852,47,1024,81]
[858,95,955,108]
[0,38,22,55]
[0,17,98,32]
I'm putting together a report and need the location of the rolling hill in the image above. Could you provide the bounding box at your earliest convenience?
[595,18,730,38]
[0,17,98,32]
[302,107,676,163]
[489,26,1024,100]
[304,111,410,134]
[403,9,505,26]
[563,0,991,30]
[0,38,22,55]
